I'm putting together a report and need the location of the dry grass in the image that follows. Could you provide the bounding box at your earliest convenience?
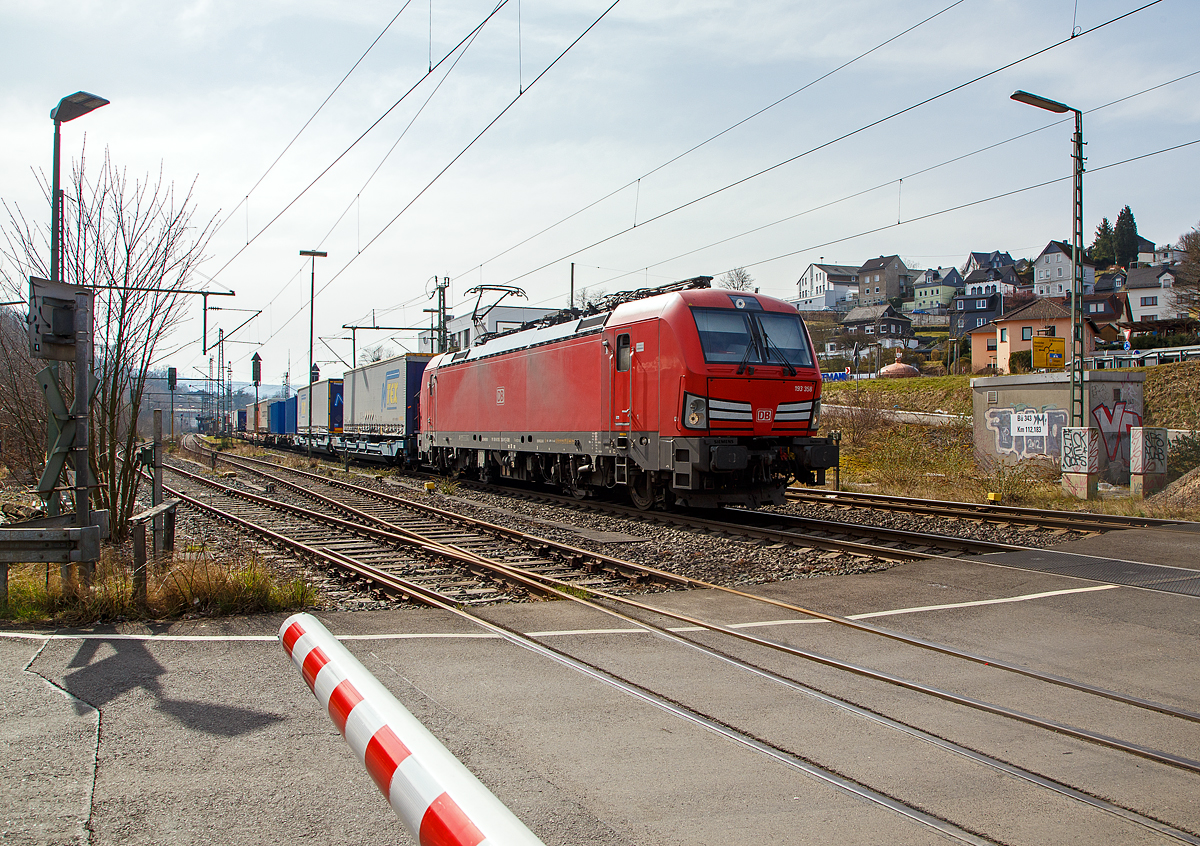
[822,404,1200,518]
[822,374,974,416]
[1,544,317,626]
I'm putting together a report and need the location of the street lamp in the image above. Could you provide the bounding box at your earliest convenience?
[299,249,327,457]
[50,92,109,283]
[1011,89,1085,427]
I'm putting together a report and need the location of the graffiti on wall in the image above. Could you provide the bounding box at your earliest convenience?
[1131,428,1168,475]
[984,406,1069,459]
[1091,401,1142,462]
[1061,427,1100,473]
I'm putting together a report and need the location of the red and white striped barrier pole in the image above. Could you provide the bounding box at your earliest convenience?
[279,613,546,846]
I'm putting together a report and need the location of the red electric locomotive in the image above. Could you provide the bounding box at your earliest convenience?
[419,277,838,508]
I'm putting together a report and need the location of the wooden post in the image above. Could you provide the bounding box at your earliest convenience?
[153,409,163,556]
[133,520,147,605]
[1,563,7,610]
[164,508,176,553]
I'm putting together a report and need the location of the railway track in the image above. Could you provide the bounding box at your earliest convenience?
[177,440,1200,843]
[787,486,1198,532]
[418,475,1045,562]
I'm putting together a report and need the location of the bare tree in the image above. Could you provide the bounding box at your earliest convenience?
[1174,221,1200,314]
[0,308,47,485]
[718,267,755,291]
[359,342,395,364]
[572,284,606,309]
[1,148,215,538]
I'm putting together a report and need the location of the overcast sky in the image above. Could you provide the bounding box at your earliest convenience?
[2,0,1198,385]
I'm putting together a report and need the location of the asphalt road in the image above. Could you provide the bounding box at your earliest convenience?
[5,532,1200,846]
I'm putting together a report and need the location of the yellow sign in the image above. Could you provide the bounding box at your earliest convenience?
[1032,336,1066,370]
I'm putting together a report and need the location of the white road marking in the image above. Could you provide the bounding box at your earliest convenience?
[0,584,1119,642]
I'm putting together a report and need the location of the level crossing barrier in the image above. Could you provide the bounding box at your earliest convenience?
[279,613,546,846]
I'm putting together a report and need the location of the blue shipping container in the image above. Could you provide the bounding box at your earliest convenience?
[268,400,286,434]
[284,396,298,434]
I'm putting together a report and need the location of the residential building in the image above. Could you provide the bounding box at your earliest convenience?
[856,255,914,305]
[909,267,962,313]
[1126,265,1186,322]
[1032,240,1095,296]
[417,305,559,353]
[950,291,1000,339]
[968,297,1097,374]
[962,265,1023,297]
[1137,240,1183,266]
[1093,269,1127,295]
[840,304,916,350]
[1079,292,1132,344]
[961,250,1015,276]
[794,262,859,310]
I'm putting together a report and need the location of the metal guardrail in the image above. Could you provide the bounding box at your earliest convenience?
[0,510,110,607]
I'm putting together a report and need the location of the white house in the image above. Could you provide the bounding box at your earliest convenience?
[1126,266,1186,322]
[794,262,859,310]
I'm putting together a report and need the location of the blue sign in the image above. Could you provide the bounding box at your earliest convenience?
[1123,341,1131,351]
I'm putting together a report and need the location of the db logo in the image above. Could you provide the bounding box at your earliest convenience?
[496,387,505,405]
[756,408,772,421]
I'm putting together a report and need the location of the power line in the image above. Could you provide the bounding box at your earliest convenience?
[738,137,1200,276]
[211,2,415,241]
[616,67,1200,282]
[454,0,971,282]
[306,14,493,259]
[493,0,1165,288]
[239,0,624,364]
[206,0,513,285]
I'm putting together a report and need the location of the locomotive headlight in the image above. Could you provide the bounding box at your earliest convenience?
[811,398,821,429]
[682,393,708,429]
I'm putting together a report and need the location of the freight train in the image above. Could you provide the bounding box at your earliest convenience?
[245,277,838,509]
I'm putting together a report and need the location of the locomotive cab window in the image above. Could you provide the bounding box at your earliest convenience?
[757,311,814,369]
[616,334,631,372]
[693,309,756,364]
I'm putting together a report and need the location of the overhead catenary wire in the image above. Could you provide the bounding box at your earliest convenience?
[173,1,513,373]
[737,137,1200,276]
[492,0,1165,288]
[211,1,416,242]
[454,0,971,282]
[595,67,1200,287]
[237,0,625,364]
[205,0,514,287]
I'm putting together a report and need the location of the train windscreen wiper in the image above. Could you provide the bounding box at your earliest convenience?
[736,338,756,374]
[762,332,797,376]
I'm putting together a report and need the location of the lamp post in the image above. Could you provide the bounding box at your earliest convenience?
[51,92,109,284]
[299,250,327,458]
[50,92,108,585]
[1011,89,1085,427]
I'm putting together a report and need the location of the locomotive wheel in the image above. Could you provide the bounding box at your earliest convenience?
[628,472,656,511]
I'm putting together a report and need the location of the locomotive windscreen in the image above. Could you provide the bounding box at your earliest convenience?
[756,311,814,368]
[692,307,814,368]
[693,309,755,363]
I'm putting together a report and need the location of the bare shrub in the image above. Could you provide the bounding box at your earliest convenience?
[974,455,1060,504]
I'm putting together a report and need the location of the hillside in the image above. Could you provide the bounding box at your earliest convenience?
[821,374,974,416]
[821,362,1200,430]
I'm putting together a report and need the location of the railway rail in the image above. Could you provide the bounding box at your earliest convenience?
[787,486,1198,532]
[175,440,1200,845]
